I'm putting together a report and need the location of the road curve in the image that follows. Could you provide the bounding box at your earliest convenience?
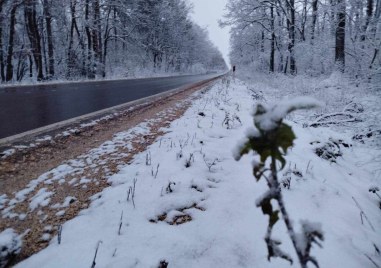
[0,74,219,139]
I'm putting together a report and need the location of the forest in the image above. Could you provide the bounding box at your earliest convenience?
[0,0,227,83]
[222,0,381,78]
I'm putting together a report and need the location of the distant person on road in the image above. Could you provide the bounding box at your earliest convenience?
[232,65,236,80]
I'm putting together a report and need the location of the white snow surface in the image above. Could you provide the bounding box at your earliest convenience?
[15,76,381,268]
[254,97,322,131]
[29,188,54,211]
[0,228,22,266]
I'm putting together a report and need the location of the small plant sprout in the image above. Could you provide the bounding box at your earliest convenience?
[305,160,312,175]
[158,260,169,268]
[90,241,103,268]
[185,153,194,168]
[203,154,218,172]
[352,196,376,231]
[176,149,183,159]
[235,97,323,268]
[369,186,381,200]
[166,182,176,193]
[118,211,124,235]
[57,225,62,245]
[191,133,197,145]
[146,151,152,166]
[152,164,160,179]
[127,178,137,208]
[222,112,242,129]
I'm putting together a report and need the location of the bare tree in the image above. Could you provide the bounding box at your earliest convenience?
[335,0,346,72]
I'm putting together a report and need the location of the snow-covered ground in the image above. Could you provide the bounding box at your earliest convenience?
[3,73,380,267]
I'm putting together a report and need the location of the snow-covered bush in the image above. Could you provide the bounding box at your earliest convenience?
[235,97,324,268]
[0,229,22,268]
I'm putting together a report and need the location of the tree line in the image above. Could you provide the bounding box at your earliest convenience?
[222,0,381,77]
[0,0,227,83]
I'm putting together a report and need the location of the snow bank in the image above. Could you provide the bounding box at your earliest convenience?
[0,229,22,268]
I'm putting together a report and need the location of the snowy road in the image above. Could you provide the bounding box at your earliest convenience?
[0,74,219,139]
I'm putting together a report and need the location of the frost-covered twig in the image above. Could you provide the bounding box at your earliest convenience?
[152,164,160,179]
[203,154,218,172]
[343,102,364,113]
[166,182,176,194]
[369,186,381,200]
[185,153,194,168]
[90,241,102,268]
[118,211,123,235]
[146,151,151,166]
[57,225,62,245]
[352,197,376,231]
[127,178,137,208]
[364,253,381,268]
[309,112,360,127]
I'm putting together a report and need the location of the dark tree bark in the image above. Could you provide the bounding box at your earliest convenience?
[300,0,307,42]
[102,5,113,78]
[5,4,18,82]
[335,0,346,72]
[42,0,55,78]
[67,0,76,78]
[92,0,103,76]
[288,0,296,75]
[0,0,5,81]
[85,0,95,79]
[369,0,380,68]
[67,0,86,78]
[311,0,318,41]
[270,5,275,72]
[28,54,33,78]
[360,0,373,41]
[25,0,44,81]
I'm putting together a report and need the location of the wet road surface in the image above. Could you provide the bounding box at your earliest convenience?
[0,74,218,139]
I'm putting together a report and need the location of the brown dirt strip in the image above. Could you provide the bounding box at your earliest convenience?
[0,79,217,266]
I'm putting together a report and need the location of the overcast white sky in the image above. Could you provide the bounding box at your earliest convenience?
[188,0,231,66]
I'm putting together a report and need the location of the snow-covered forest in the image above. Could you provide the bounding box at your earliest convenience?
[0,0,227,83]
[222,0,380,77]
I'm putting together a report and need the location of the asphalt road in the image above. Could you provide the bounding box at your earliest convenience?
[0,74,219,139]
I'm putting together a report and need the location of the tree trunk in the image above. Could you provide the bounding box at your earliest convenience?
[102,6,112,78]
[67,0,76,78]
[335,0,346,72]
[361,0,373,41]
[329,0,336,36]
[0,0,5,81]
[25,0,44,81]
[92,0,102,76]
[300,0,307,41]
[311,0,318,42]
[5,4,17,82]
[43,0,55,78]
[85,0,95,78]
[270,5,275,72]
[288,0,296,75]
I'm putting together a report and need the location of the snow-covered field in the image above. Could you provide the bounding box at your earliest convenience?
[2,73,380,268]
